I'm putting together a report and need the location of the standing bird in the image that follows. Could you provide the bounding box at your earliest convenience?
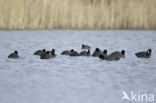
[81,44,91,50]
[135,49,152,58]
[8,51,19,59]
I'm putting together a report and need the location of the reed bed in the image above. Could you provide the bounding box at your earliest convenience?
[0,0,156,29]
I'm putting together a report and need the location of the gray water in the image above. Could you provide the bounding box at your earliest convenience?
[0,30,156,103]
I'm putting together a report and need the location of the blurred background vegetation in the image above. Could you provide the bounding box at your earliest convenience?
[0,0,156,29]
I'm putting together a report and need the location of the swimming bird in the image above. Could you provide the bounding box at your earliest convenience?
[34,49,46,55]
[110,50,125,58]
[103,49,108,56]
[50,49,57,58]
[81,44,91,50]
[79,49,90,56]
[39,49,47,56]
[8,51,19,59]
[99,54,120,61]
[92,48,103,57]
[61,50,71,55]
[40,51,50,59]
[135,49,152,58]
[69,49,79,56]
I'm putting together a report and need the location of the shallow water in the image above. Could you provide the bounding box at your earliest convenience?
[0,30,156,103]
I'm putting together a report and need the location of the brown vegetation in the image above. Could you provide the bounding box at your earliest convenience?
[0,0,156,29]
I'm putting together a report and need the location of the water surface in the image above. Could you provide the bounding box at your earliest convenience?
[0,30,156,103]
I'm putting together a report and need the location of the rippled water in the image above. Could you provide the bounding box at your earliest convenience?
[0,30,156,103]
